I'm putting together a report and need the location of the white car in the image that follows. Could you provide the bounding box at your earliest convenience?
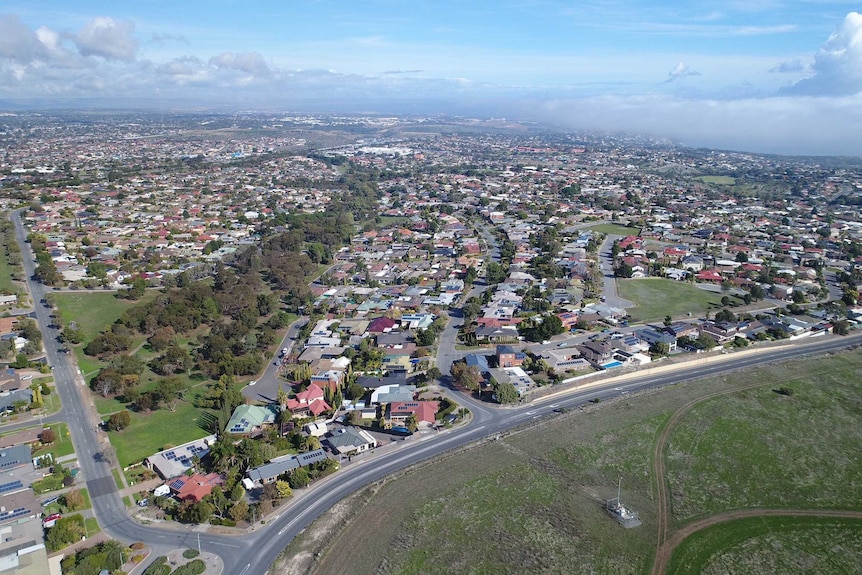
[248,380,257,386]
[21,375,33,381]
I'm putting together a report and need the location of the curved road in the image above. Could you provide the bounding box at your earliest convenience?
[9,208,862,575]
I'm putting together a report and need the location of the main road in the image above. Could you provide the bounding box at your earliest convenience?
[10,209,862,575]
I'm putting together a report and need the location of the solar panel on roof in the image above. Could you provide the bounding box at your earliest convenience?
[0,480,23,494]
[169,479,186,490]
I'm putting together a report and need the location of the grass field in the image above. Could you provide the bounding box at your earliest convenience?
[668,516,862,575]
[666,353,862,523]
[278,350,862,575]
[54,292,152,342]
[0,251,16,295]
[586,223,641,236]
[698,176,736,185]
[30,422,74,460]
[108,400,214,467]
[617,278,722,322]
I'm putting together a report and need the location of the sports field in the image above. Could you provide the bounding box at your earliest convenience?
[617,278,722,322]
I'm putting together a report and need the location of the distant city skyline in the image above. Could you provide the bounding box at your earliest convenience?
[2,2,861,156]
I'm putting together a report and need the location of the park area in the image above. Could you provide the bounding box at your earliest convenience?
[277,349,862,575]
[617,278,724,322]
[53,291,216,467]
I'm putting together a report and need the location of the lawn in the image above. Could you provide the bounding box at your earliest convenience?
[586,223,641,236]
[108,400,214,467]
[698,175,736,185]
[668,516,862,575]
[279,349,862,575]
[617,278,722,322]
[54,291,152,342]
[30,422,74,459]
[0,251,15,295]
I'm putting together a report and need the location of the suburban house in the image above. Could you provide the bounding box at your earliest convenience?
[496,345,526,368]
[165,472,224,503]
[326,427,378,455]
[635,327,678,351]
[225,404,278,436]
[387,401,440,425]
[285,383,331,418]
[576,341,615,366]
[145,436,216,479]
[489,366,535,396]
[245,448,329,486]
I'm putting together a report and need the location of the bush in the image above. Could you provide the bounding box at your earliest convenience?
[171,559,207,575]
[142,556,170,575]
[182,548,200,559]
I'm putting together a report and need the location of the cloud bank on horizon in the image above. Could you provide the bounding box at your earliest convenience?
[1,2,861,156]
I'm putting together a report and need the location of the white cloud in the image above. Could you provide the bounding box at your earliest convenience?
[667,62,701,82]
[209,52,270,77]
[770,58,806,73]
[0,14,50,64]
[786,12,862,95]
[74,17,137,61]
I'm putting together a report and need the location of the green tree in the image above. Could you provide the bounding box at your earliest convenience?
[275,480,293,499]
[229,500,249,522]
[495,381,519,404]
[107,410,131,431]
[287,467,311,489]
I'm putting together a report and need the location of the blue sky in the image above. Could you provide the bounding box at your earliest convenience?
[2,1,862,155]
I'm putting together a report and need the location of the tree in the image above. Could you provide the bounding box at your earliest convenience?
[155,376,188,411]
[415,328,436,347]
[405,414,419,432]
[229,500,249,522]
[40,427,56,444]
[107,410,131,431]
[450,362,483,395]
[714,308,736,323]
[650,342,671,357]
[62,489,85,511]
[495,381,518,404]
[275,480,293,499]
[287,467,311,489]
[696,333,718,351]
[833,320,850,336]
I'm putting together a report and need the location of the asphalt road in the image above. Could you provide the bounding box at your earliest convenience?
[242,317,307,404]
[598,234,635,309]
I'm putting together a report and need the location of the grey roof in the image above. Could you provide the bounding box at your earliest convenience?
[326,427,373,451]
[0,444,31,470]
[0,389,32,412]
[246,449,328,484]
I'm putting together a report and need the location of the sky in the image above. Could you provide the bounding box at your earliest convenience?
[2,1,862,155]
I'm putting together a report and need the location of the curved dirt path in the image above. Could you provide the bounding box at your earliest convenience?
[651,381,769,570]
[655,508,862,574]
[650,380,792,575]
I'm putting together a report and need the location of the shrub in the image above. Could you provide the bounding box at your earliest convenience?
[142,556,170,575]
[172,559,207,575]
[182,548,200,559]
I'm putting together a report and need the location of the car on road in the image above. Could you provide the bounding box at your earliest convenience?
[248,380,257,386]
[557,342,569,348]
